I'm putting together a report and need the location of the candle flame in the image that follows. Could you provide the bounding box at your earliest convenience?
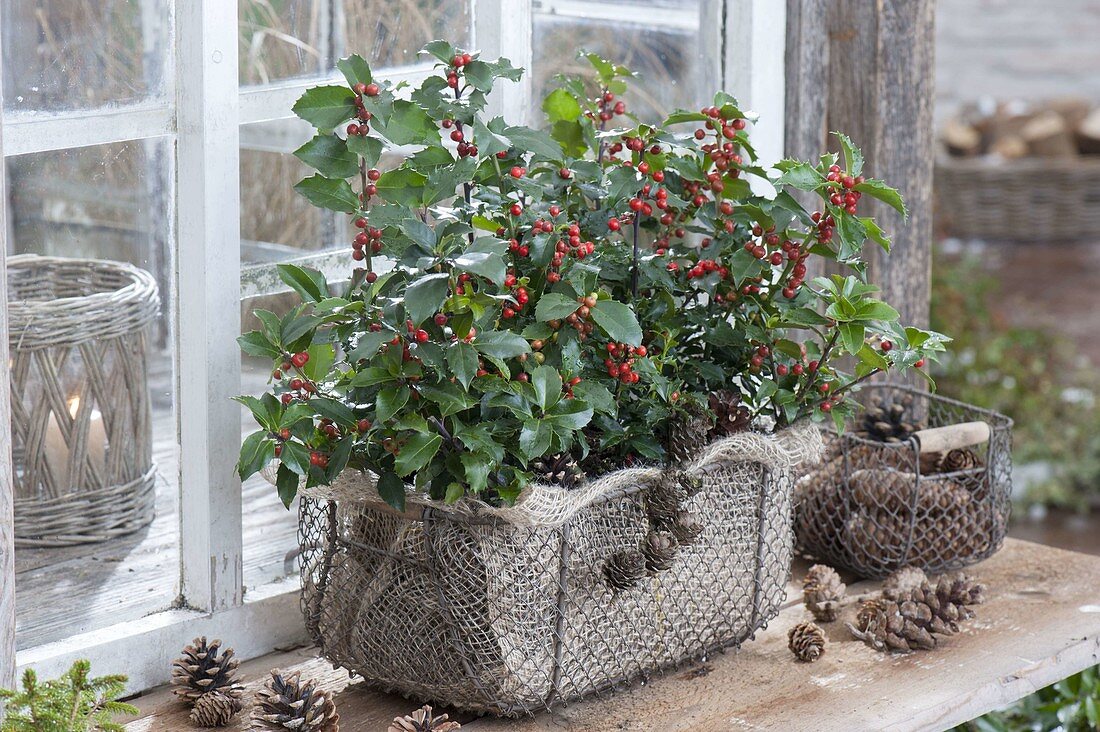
[68,396,81,419]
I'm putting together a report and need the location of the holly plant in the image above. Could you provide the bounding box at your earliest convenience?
[235,43,949,511]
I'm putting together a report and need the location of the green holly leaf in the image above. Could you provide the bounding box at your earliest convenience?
[833,131,864,177]
[418,382,475,417]
[854,179,908,218]
[503,126,563,160]
[422,39,457,65]
[376,384,411,423]
[453,240,507,285]
[308,396,357,428]
[404,273,451,327]
[473,331,531,359]
[838,322,866,355]
[519,419,553,460]
[294,134,359,179]
[238,331,281,359]
[589,300,642,346]
[337,54,372,88]
[773,160,824,191]
[375,100,437,146]
[542,88,582,123]
[277,263,329,302]
[460,452,493,494]
[375,168,428,207]
[447,341,479,389]
[294,174,359,213]
[535,292,580,322]
[276,463,299,508]
[375,470,406,512]
[546,399,593,430]
[292,85,357,130]
[346,135,383,169]
[238,431,275,480]
[530,365,562,413]
[394,433,442,476]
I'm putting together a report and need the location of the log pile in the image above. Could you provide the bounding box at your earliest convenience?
[940,97,1100,160]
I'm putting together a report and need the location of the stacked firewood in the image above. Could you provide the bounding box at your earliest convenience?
[940,97,1100,159]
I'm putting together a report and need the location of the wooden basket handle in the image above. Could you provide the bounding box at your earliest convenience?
[913,421,991,455]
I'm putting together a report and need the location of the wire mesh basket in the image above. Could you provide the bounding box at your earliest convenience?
[794,385,1013,579]
[297,425,821,716]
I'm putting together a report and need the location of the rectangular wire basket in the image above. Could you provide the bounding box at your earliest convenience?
[297,428,816,716]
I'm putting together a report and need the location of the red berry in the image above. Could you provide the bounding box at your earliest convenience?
[367,168,381,181]
[434,313,448,326]
[608,218,621,231]
[346,123,360,136]
[364,83,380,96]
[357,419,371,432]
[559,167,572,179]
[776,364,789,376]
[272,369,283,380]
[414,329,429,343]
[821,402,832,412]
[881,340,893,352]
[365,271,378,283]
[510,203,523,216]
[510,166,524,178]
[291,351,309,368]
[915,359,925,368]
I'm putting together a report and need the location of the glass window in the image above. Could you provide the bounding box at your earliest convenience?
[341,0,471,68]
[532,5,707,123]
[1,0,172,112]
[5,138,178,649]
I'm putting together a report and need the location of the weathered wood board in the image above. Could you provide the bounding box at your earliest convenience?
[126,539,1100,731]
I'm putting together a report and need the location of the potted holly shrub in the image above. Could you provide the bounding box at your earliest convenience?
[236,42,947,715]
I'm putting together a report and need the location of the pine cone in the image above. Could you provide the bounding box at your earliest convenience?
[849,469,972,514]
[251,670,339,732]
[708,389,751,438]
[667,402,711,464]
[172,637,244,705]
[388,705,461,732]
[858,394,924,443]
[530,452,585,490]
[646,475,685,527]
[939,448,983,473]
[788,622,826,662]
[803,564,846,622]
[642,530,679,574]
[849,575,985,653]
[603,550,647,591]
[882,566,928,596]
[667,510,705,545]
[190,690,242,727]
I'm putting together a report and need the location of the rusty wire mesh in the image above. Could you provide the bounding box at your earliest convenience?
[298,443,804,716]
[795,385,1013,579]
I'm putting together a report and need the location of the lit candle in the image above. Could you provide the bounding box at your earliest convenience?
[43,396,107,486]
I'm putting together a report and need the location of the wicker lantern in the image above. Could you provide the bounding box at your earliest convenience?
[7,254,160,547]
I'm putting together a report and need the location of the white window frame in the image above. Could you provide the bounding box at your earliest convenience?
[0,0,785,693]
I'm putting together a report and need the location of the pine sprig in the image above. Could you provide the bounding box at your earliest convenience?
[0,661,139,732]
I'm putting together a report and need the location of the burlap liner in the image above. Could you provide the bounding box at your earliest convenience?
[292,423,823,715]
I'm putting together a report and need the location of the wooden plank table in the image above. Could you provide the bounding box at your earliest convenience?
[126,539,1100,731]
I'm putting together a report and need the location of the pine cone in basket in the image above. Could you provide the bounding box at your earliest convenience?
[802,564,846,622]
[530,452,585,490]
[171,637,244,706]
[938,448,984,473]
[849,469,972,514]
[708,389,751,438]
[251,670,339,732]
[667,401,712,464]
[190,690,243,728]
[858,394,924,443]
[603,550,647,591]
[788,621,827,662]
[642,530,680,574]
[848,575,984,653]
[389,705,461,732]
[668,510,705,545]
[846,504,1002,569]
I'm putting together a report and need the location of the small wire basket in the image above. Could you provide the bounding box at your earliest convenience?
[794,385,1013,579]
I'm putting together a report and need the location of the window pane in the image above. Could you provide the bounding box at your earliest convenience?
[532,7,707,123]
[5,138,178,649]
[240,0,327,86]
[1,0,171,113]
[239,0,472,87]
[240,118,344,264]
[341,0,471,68]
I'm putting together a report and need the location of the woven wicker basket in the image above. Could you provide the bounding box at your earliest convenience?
[7,255,159,547]
[794,386,1013,579]
[935,152,1100,241]
[297,425,821,716]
